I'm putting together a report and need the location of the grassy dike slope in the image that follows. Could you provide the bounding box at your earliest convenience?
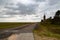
[0,22,33,29]
[34,21,60,40]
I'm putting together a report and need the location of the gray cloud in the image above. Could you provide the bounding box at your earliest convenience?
[17,3,38,15]
[0,0,12,6]
[49,0,60,5]
[34,0,45,2]
[0,0,60,22]
[5,3,38,15]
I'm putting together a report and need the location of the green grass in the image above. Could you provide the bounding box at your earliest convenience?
[0,22,33,29]
[34,22,60,39]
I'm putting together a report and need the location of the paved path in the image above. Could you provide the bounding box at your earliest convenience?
[0,23,37,40]
[8,23,37,40]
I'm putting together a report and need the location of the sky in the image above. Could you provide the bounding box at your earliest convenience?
[0,0,60,22]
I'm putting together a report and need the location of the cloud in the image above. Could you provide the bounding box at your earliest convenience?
[34,0,46,2]
[48,0,60,5]
[0,0,60,22]
[4,2,38,15]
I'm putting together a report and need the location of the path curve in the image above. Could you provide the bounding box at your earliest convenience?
[0,23,38,40]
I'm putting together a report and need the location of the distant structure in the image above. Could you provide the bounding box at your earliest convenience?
[43,14,46,20]
[41,13,46,22]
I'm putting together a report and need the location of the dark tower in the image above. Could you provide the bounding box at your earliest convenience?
[43,14,46,20]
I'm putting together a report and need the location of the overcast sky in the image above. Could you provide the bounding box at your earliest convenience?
[0,0,60,22]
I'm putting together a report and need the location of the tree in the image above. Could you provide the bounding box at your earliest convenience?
[53,10,60,24]
[54,10,60,19]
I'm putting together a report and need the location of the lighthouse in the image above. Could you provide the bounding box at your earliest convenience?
[43,14,46,20]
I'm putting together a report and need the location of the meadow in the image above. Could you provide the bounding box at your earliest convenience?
[0,22,33,29]
[34,21,60,39]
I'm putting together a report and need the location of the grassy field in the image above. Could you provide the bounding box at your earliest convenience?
[34,22,60,39]
[0,22,33,29]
